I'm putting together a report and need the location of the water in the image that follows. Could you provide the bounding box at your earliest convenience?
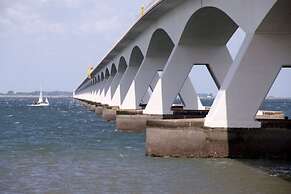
[201,98,291,118]
[0,97,291,194]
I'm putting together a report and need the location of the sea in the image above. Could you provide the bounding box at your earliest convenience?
[0,97,291,194]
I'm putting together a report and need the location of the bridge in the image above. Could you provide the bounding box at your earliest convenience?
[74,0,291,158]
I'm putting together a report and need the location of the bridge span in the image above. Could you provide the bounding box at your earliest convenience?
[74,0,291,158]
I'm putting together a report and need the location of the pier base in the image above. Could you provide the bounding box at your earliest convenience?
[117,114,161,132]
[146,118,291,159]
[116,110,208,132]
[116,110,147,132]
[95,106,104,115]
[102,107,119,121]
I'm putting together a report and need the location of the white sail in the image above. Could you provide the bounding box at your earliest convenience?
[38,89,43,103]
[29,87,49,107]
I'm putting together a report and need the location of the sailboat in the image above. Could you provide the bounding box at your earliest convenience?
[30,89,49,107]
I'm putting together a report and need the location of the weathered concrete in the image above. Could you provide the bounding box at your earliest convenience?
[89,105,97,112]
[95,106,105,115]
[146,118,291,159]
[116,109,209,132]
[79,101,96,112]
[102,107,119,121]
[117,114,162,132]
[78,100,101,112]
[116,109,145,132]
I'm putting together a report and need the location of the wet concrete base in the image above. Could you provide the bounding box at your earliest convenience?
[117,114,162,132]
[102,107,119,121]
[77,100,101,112]
[95,106,104,115]
[146,118,291,159]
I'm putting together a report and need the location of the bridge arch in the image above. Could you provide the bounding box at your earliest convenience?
[205,0,291,128]
[179,6,238,48]
[146,28,175,58]
[256,0,291,34]
[119,46,145,106]
[109,56,128,106]
[128,46,144,67]
[101,72,105,81]
[117,56,127,73]
[134,28,175,108]
[105,68,110,80]
[145,6,240,115]
[111,63,117,77]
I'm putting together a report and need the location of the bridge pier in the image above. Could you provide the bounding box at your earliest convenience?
[116,110,155,132]
[205,34,291,128]
[111,58,127,107]
[120,47,144,109]
[115,76,204,132]
[146,118,291,159]
[95,105,104,115]
[144,43,231,115]
[102,106,119,121]
[102,69,115,106]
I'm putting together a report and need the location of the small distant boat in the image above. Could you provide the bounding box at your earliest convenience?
[29,89,49,107]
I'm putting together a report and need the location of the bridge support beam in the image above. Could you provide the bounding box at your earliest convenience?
[120,57,164,110]
[144,44,231,115]
[96,81,106,104]
[107,71,122,107]
[119,65,141,109]
[205,34,291,128]
[103,76,115,105]
[111,80,122,107]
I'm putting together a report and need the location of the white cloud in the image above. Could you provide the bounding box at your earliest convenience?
[0,1,66,35]
[0,0,132,36]
[0,0,153,92]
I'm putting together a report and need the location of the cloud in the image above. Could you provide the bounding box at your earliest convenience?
[0,0,153,92]
[0,0,66,35]
[0,0,132,36]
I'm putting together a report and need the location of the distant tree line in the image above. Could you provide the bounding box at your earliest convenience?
[0,91,72,96]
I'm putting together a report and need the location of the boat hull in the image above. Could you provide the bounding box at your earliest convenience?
[28,103,49,107]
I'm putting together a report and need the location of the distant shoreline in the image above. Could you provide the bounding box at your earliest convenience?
[0,91,73,98]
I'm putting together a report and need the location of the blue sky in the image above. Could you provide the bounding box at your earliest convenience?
[0,0,290,97]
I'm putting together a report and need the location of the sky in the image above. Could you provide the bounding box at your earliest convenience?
[0,0,152,92]
[0,0,290,97]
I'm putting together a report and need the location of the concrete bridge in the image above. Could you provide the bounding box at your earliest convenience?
[74,0,291,158]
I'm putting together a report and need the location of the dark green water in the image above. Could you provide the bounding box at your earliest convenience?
[0,97,291,194]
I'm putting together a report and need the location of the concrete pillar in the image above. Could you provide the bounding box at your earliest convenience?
[96,81,106,104]
[119,47,144,109]
[121,57,163,109]
[110,72,124,107]
[121,29,173,110]
[103,76,115,105]
[87,85,95,102]
[121,55,203,110]
[144,44,232,115]
[120,65,141,109]
[205,34,291,128]
[180,77,204,110]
